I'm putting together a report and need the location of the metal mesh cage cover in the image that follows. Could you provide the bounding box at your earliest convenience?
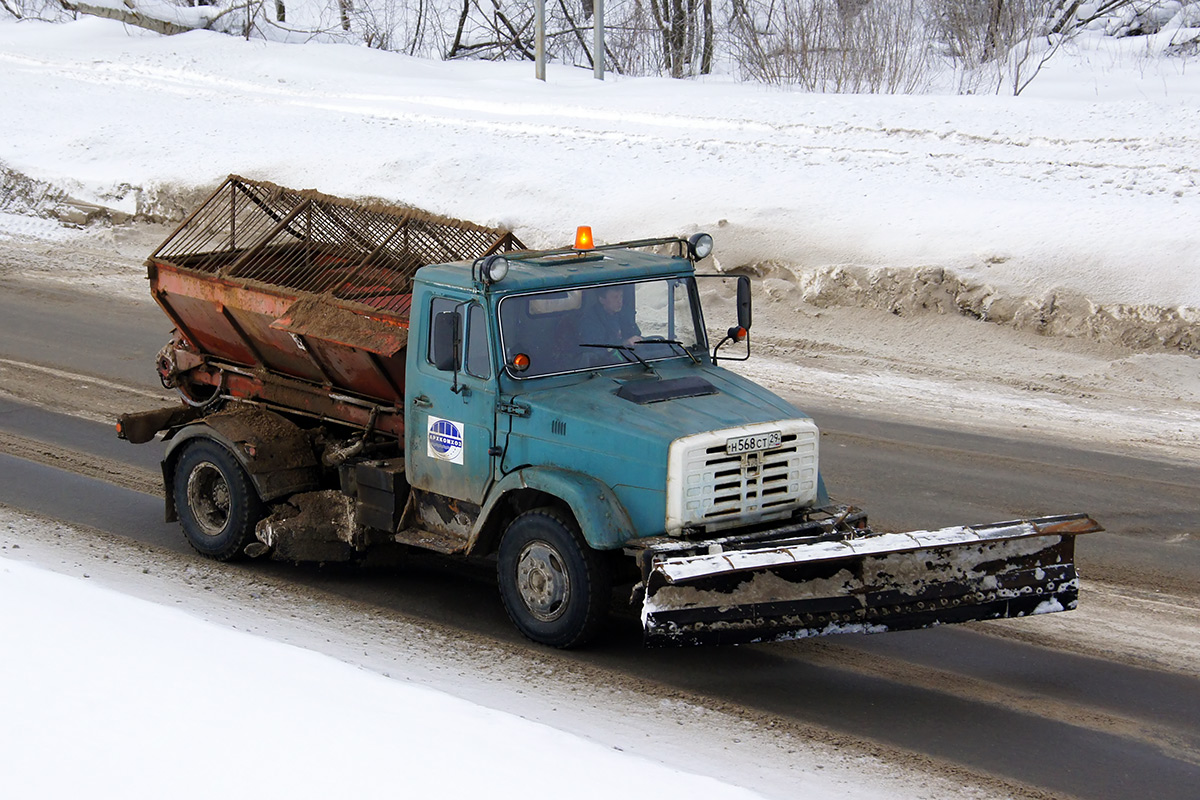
[150,175,522,316]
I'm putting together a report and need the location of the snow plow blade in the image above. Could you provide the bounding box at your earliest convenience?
[641,514,1101,646]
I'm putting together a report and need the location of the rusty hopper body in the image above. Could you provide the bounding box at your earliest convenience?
[139,175,522,441]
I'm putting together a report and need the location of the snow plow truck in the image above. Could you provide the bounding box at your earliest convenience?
[118,176,1101,648]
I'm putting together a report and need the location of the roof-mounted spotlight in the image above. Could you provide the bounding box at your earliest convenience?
[687,232,714,260]
[480,253,509,284]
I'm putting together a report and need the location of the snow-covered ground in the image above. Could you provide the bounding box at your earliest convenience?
[1,15,1199,799]
[0,548,756,800]
[1,16,1199,314]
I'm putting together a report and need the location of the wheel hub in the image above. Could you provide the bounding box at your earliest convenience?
[515,541,571,622]
[186,462,231,536]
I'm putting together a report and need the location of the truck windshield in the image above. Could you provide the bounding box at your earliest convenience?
[499,278,705,378]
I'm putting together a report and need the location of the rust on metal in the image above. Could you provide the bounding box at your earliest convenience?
[1032,515,1104,535]
[395,488,479,553]
[177,364,404,438]
[116,404,203,444]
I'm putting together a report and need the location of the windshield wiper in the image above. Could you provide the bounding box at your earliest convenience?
[633,338,700,365]
[580,343,653,371]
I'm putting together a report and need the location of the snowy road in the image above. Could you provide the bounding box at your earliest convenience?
[1,273,1199,800]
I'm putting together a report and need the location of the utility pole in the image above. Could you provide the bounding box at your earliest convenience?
[535,0,546,81]
[593,0,604,80]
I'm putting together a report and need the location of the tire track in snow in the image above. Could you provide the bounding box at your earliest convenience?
[0,428,160,496]
[797,637,1200,768]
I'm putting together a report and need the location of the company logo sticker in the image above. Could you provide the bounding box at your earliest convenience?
[427,416,464,464]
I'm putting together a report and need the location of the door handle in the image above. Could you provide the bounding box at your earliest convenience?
[413,395,433,409]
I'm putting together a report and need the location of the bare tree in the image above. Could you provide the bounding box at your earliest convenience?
[449,0,471,57]
[34,0,1193,89]
[730,0,932,92]
[932,0,1095,94]
[348,0,416,50]
[649,0,710,76]
[446,0,535,61]
[11,0,75,20]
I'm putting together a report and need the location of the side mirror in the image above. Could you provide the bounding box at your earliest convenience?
[432,311,461,371]
[736,275,752,331]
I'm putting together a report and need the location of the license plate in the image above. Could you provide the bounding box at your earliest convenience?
[725,430,782,455]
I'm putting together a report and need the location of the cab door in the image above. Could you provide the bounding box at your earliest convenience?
[406,294,497,506]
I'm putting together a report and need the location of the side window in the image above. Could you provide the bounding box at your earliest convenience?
[465,303,491,379]
[427,296,491,379]
[426,297,458,366]
[670,278,700,346]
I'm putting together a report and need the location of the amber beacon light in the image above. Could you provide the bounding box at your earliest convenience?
[574,225,595,251]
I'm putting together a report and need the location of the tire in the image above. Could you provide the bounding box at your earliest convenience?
[172,439,264,562]
[497,509,610,649]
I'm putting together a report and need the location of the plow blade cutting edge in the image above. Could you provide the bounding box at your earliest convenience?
[641,514,1102,646]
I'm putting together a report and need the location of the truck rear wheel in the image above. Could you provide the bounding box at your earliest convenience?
[173,439,264,562]
[497,509,610,649]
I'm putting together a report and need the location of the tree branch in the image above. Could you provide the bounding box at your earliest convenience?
[555,0,593,68]
[58,0,196,34]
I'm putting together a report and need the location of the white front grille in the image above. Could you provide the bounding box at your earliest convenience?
[666,419,819,534]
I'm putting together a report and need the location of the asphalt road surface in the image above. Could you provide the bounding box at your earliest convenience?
[2,276,1199,800]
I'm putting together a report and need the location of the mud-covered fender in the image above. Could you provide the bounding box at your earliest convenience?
[162,408,321,521]
[474,466,636,551]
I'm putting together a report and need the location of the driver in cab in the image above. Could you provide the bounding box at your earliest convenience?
[582,285,640,348]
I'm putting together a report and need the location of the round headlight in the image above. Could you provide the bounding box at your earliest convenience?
[482,254,509,283]
[688,232,714,260]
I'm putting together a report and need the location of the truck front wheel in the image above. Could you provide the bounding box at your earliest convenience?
[497,509,610,649]
[173,439,264,561]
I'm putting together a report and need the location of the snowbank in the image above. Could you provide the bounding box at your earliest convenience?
[0,16,1197,327]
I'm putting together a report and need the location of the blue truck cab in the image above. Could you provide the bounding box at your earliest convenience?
[402,235,826,646]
